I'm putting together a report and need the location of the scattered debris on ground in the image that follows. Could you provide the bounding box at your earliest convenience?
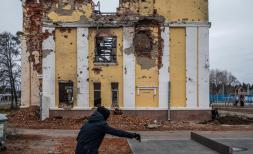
[113,108,123,115]
[145,124,161,129]
[7,107,86,129]
[144,120,161,129]
[218,116,253,125]
[199,116,253,125]
[3,134,132,154]
[6,107,253,131]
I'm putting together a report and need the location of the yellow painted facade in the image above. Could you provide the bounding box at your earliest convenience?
[55,28,77,107]
[50,1,207,109]
[88,28,124,108]
[54,26,161,108]
[47,3,93,23]
[53,27,189,108]
[135,26,159,108]
[21,0,211,121]
[170,28,186,107]
[139,0,154,16]
[22,0,209,113]
[135,66,159,107]
[155,0,208,21]
[119,0,208,21]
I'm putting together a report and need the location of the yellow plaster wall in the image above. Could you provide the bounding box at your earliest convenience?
[139,0,154,16]
[88,28,123,108]
[135,66,159,107]
[135,27,159,108]
[117,1,139,15]
[155,0,208,21]
[170,28,186,107]
[48,3,93,23]
[118,0,208,21]
[55,28,77,107]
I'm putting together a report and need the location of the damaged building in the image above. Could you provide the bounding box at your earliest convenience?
[21,0,211,121]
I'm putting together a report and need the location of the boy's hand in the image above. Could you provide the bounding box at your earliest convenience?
[134,133,141,142]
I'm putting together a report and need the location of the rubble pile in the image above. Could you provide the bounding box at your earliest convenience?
[7,107,84,129]
[108,115,154,130]
[7,106,40,122]
[6,107,253,131]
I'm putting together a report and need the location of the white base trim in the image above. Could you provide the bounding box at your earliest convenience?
[43,22,211,28]
[49,107,211,111]
[50,107,93,110]
[170,107,211,111]
[121,107,168,110]
[20,106,30,108]
[73,107,93,110]
[168,22,211,27]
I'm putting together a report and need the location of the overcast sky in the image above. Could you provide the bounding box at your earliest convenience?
[0,0,252,83]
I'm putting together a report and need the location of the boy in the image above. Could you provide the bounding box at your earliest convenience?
[76,106,141,154]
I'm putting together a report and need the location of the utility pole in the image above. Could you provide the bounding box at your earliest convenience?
[247,84,250,95]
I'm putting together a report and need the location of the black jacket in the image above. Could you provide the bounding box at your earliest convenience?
[75,111,136,154]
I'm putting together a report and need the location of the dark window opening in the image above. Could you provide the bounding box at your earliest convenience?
[111,82,119,107]
[95,36,117,63]
[94,82,101,107]
[59,81,74,107]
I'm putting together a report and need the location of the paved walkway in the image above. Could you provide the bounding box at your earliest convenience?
[128,131,253,154]
[216,106,253,118]
[7,128,80,137]
[7,128,253,154]
[128,140,218,154]
[7,128,253,139]
[7,128,193,139]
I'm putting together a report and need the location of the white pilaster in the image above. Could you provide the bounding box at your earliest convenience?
[159,27,170,109]
[21,35,30,107]
[76,28,89,108]
[123,27,135,108]
[42,27,55,120]
[198,27,210,108]
[186,27,198,108]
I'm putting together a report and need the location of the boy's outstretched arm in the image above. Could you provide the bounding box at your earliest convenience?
[103,124,141,141]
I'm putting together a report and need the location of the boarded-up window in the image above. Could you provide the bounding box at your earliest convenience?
[111,82,119,107]
[94,82,101,107]
[95,37,117,63]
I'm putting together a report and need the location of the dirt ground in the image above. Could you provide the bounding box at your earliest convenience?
[2,107,253,154]
[6,107,253,131]
[2,135,132,154]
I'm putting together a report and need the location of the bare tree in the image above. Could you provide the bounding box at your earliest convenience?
[210,69,240,95]
[0,32,21,109]
[210,69,240,86]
